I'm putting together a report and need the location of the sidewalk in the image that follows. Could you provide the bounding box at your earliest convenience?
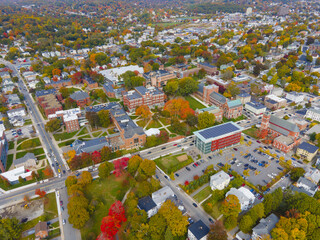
[190,183,210,197]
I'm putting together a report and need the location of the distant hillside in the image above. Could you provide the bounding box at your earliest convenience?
[188,2,248,14]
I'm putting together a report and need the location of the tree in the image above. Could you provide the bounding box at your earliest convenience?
[135,105,152,120]
[68,206,90,229]
[98,162,114,179]
[91,151,101,164]
[35,188,46,198]
[239,215,253,233]
[186,114,198,127]
[208,220,228,240]
[65,176,77,189]
[225,81,240,97]
[158,200,189,237]
[198,111,216,129]
[148,214,167,239]
[98,110,110,128]
[113,157,129,177]
[164,98,194,119]
[164,79,179,95]
[79,171,92,185]
[220,195,241,217]
[224,215,238,229]
[45,119,61,132]
[43,166,53,177]
[86,111,100,128]
[178,77,198,96]
[127,155,142,175]
[139,159,156,177]
[0,217,22,240]
[290,167,306,182]
[101,146,112,162]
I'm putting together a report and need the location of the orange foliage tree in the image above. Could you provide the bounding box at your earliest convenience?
[164,98,194,119]
[135,105,152,120]
[43,166,54,177]
[35,188,46,198]
[52,68,61,76]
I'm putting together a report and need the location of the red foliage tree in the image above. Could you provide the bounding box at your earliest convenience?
[108,201,126,223]
[184,181,189,186]
[35,188,46,198]
[71,72,83,84]
[43,166,53,177]
[92,151,102,164]
[113,157,129,177]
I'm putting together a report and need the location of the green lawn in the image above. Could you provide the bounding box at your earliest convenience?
[107,128,115,134]
[136,119,148,128]
[92,131,102,137]
[78,135,91,140]
[16,148,44,158]
[37,155,47,160]
[78,127,88,136]
[6,154,13,171]
[159,117,170,126]
[53,131,78,141]
[24,119,33,125]
[8,141,14,150]
[81,174,130,240]
[155,153,194,174]
[58,139,74,148]
[17,138,28,145]
[146,120,162,129]
[17,137,41,150]
[243,127,259,139]
[130,115,138,120]
[193,186,212,203]
[185,96,206,110]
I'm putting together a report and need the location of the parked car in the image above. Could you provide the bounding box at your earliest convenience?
[186,167,191,171]
[175,173,179,177]
[209,218,214,223]
[192,203,198,208]
[62,219,66,225]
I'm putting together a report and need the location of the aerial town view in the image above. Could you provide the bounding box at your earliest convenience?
[0,0,320,239]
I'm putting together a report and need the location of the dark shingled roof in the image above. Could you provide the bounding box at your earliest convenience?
[70,91,90,101]
[298,142,318,154]
[138,196,157,212]
[188,220,209,240]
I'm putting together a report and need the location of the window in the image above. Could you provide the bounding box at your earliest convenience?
[134,138,139,144]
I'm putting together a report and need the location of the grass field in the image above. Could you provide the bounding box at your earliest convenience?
[17,137,41,150]
[185,96,206,110]
[6,154,13,171]
[243,127,259,139]
[8,141,14,150]
[136,119,148,128]
[78,127,88,136]
[146,120,162,129]
[81,174,130,240]
[155,153,193,174]
[193,186,212,203]
[58,139,74,148]
[16,148,44,158]
[53,131,78,141]
[92,131,102,137]
[159,117,170,126]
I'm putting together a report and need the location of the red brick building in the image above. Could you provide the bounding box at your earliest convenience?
[45,79,72,89]
[123,86,165,112]
[64,115,80,133]
[194,122,243,154]
[37,94,63,117]
[69,91,91,107]
[195,83,219,105]
[83,77,99,89]
[260,112,301,153]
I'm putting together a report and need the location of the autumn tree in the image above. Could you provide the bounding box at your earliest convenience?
[198,111,216,129]
[43,166,54,177]
[101,146,112,162]
[98,110,111,128]
[164,98,194,119]
[178,77,198,96]
[208,220,228,240]
[138,159,156,177]
[65,176,77,189]
[290,167,305,182]
[127,155,143,175]
[91,151,102,164]
[86,111,100,128]
[164,79,179,96]
[113,157,129,177]
[158,200,189,237]
[45,119,61,132]
[220,194,241,217]
[67,192,90,229]
[35,188,46,198]
[98,162,114,179]
[79,171,92,186]
[0,217,22,240]
[52,68,61,76]
[135,105,152,120]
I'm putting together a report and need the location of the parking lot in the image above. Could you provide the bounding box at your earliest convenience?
[5,125,36,141]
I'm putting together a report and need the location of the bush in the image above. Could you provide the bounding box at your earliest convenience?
[181,170,217,193]
[224,215,238,230]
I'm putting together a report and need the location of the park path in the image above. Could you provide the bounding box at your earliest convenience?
[190,183,210,197]
[190,94,209,108]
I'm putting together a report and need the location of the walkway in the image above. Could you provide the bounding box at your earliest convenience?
[190,183,210,197]
[190,94,209,108]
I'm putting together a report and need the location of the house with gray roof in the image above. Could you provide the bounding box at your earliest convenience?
[296,142,318,161]
[188,220,209,240]
[137,196,157,218]
[251,214,279,240]
[69,91,91,107]
[14,153,37,168]
[293,177,318,197]
[209,92,227,107]
[103,82,125,99]
[210,170,231,190]
[152,186,174,207]
[305,107,320,122]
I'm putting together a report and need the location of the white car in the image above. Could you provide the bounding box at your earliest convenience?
[63,219,66,225]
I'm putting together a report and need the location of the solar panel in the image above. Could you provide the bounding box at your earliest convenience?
[198,122,240,140]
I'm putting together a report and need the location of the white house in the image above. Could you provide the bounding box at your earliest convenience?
[0,166,32,184]
[7,107,26,118]
[295,177,318,197]
[226,187,255,211]
[152,186,174,207]
[286,91,305,103]
[305,108,320,121]
[188,220,209,240]
[210,171,231,190]
[304,168,320,184]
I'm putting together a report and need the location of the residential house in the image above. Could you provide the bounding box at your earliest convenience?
[210,171,231,190]
[69,91,91,107]
[188,220,209,240]
[123,86,165,112]
[137,196,157,218]
[296,142,318,161]
[294,177,318,197]
[245,101,266,115]
[5,94,22,109]
[14,153,37,168]
[35,222,49,239]
[46,79,72,89]
[251,214,279,240]
[305,168,320,184]
[226,187,255,211]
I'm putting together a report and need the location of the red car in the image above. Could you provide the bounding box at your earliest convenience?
[242,183,246,187]
[173,144,177,146]
[194,163,198,166]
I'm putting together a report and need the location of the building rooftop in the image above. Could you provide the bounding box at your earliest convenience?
[135,86,163,96]
[194,122,242,143]
[85,102,121,113]
[269,115,300,136]
[227,99,242,108]
[0,166,32,183]
[298,142,318,154]
[70,91,90,101]
[252,214,279,238]
[210,171,230,188]
[138,196,157,212]
[210,91,227,104]
[15,152,36,166]
[246,101,266,110]
[35,89,57,97]
[152,186,174,206]
[72,137,110,154]
[188,220,209,240]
